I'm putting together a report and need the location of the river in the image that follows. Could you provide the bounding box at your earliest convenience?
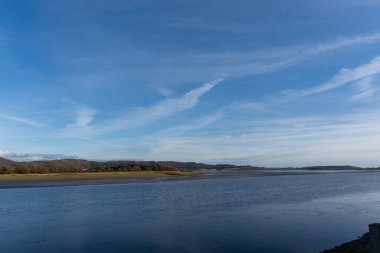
[1,171,380,253]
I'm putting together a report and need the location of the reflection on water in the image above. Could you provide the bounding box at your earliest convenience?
[1,172,380,253]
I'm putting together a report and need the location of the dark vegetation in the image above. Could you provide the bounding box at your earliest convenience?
[321,233,370,253]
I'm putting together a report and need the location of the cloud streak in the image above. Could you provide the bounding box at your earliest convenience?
[350,77,378,101]
[299,56,380,96]
[255,55,380,107]
[161,109,225,135]
[0,113,44,127]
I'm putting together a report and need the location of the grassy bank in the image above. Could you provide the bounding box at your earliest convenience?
[0,171,194,181]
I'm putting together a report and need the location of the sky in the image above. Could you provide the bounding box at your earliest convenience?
[1,0,380,167]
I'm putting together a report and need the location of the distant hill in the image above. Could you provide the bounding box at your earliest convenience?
[0,157,14,164]
[0,158,376,175]
[158,161,263,170]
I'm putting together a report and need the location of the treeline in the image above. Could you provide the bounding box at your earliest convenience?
[0,159,177,174]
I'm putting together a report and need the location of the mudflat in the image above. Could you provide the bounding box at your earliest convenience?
[0,171,194,188]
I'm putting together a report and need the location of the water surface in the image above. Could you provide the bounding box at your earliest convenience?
[1,171,380,253]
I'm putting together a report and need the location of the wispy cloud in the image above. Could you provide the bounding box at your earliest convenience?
[68,105,97,128]
[350,77,378,101]
[61,78,223,136]
[155,86,174,97]
[297,56,380,96]
[0,113,44,127]
[257,55,380,107]
[161,109,225,135]
[311,33,380,53]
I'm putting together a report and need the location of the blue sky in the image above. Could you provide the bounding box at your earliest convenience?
[1,0,380,167]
